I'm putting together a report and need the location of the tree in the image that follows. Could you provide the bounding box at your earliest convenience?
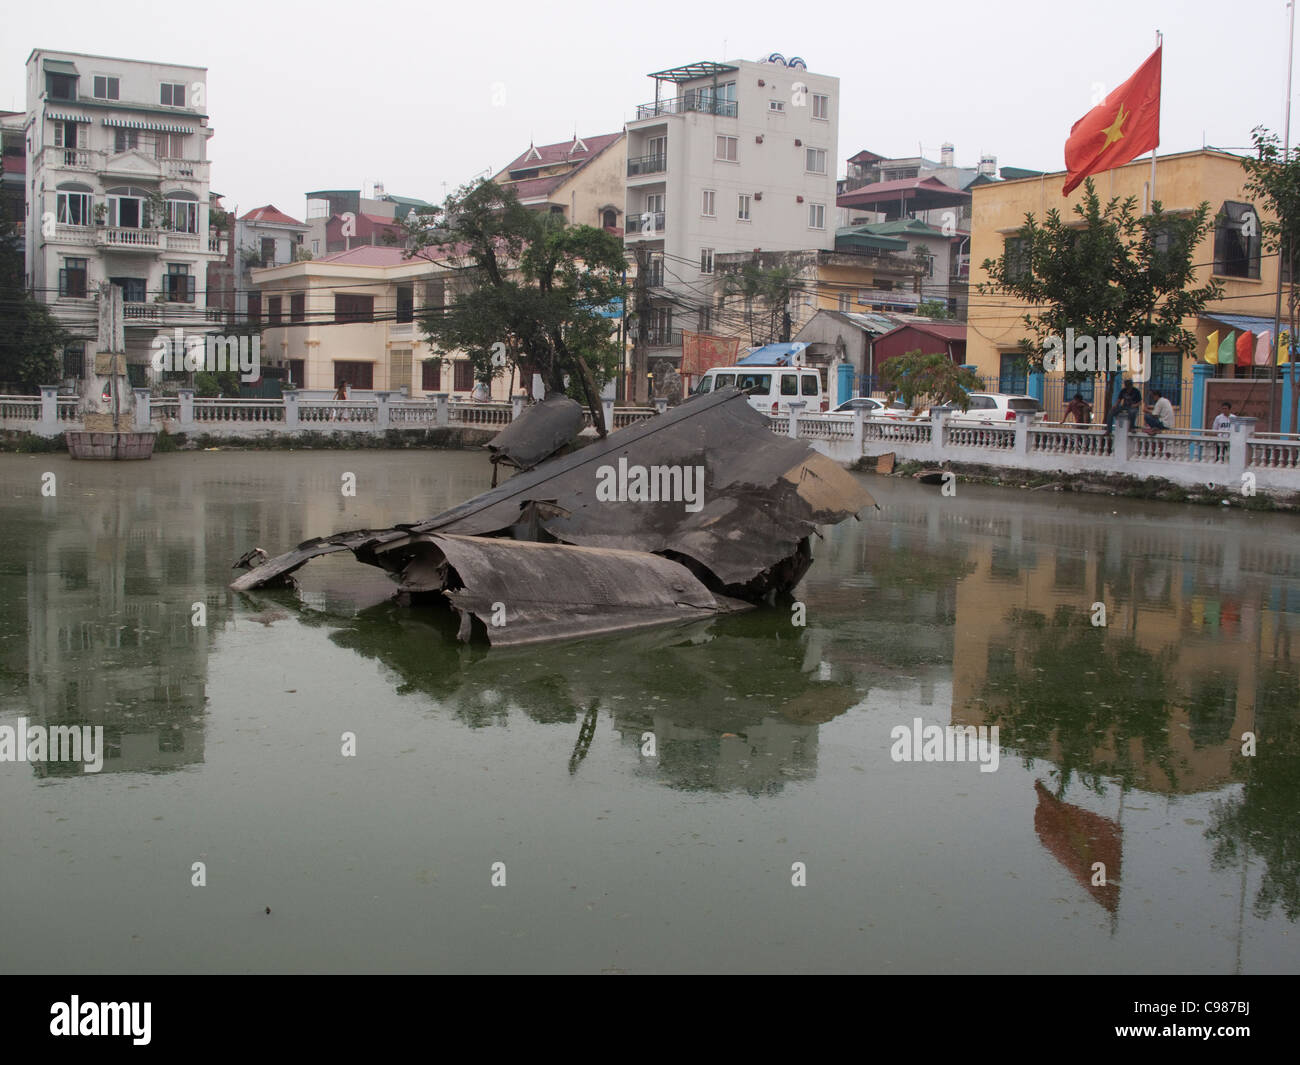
[721,262,804,347]
[401,179,627,434]
[0,207,67,392]
[878,348,980,412]
[1242,126,1300,428]
[979,177,1222,416]
[915,299,951,320]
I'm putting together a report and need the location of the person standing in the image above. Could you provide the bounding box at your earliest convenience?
[1212,401,1233,433]
[1063,392,1093,425]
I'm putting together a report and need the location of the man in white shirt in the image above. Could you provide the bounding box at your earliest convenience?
[1212,401,1233,433]
[1142,389,1175,435]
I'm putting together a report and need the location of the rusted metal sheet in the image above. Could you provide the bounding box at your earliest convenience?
[486,392,584,472]
[230,390,875,638]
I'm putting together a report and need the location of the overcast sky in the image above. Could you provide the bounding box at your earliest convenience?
[2,0,1293,219]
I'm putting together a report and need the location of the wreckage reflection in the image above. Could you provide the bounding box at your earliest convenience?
[281,594,859,795]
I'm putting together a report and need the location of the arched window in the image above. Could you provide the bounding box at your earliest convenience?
[105,186,152,228]
[164,189,199,233]
[56,181,93,226]
[602,208,617,228]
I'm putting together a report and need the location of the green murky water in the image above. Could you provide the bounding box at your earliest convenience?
[0,450,1296,973]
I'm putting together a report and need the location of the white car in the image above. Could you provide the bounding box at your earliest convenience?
[932,393,1045,426]
[831,397,911,417]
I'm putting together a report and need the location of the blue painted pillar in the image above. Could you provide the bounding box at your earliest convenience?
[1191,361,1214,432]
[1027,369,1044,402]
[836,362,855,406]
[1281,362,1300,435]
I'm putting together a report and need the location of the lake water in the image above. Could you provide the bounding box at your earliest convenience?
[1,450,1296,973]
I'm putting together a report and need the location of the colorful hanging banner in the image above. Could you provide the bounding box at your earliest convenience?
[1203,330,1219,363]
[1255,330,1273,366]
[1217,330,1237,365]
[1236,330,1254,367]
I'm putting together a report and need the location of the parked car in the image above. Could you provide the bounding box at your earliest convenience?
[930,393,1045,426]
[831,396,911,417]
[693,366,827,414]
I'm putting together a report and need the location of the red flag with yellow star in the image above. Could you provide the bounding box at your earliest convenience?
[1063,46,1161,195]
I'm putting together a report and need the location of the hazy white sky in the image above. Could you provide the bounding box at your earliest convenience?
[2,0,1293,219]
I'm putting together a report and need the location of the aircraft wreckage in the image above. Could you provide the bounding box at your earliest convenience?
[231,388,875,646]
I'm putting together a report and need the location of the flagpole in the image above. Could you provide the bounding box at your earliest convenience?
[1269,1,1294,435]
[1149,31,1161,212]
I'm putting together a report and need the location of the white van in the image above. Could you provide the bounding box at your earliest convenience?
[693,366,827,415]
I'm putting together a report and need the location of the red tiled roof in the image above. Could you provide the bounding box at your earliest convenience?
[837,176,971,210]
[882,321,967,342]
[241,204,305,226]
[315,245,412,266]
[501,132,623,177]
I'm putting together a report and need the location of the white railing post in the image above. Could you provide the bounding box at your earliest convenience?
[374,390,391,428]
[38,385,59,435]
[787,400,806,439]
[653,397,668,415]
[433,392,449,427]
[177,388,196,431]
[133,389,151,431]
[1229,416,1257,482]
[930,408,947,463]
[282,388,299,429]
[602,395,614,429]
[1113,417,1130,471]
[511,393,525,421]
[1013,411,1032,458]
[853,405,866,456]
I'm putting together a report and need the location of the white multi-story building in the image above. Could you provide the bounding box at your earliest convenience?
[24,49,223,386]
[624,55,839,373]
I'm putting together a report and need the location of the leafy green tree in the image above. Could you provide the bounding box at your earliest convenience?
[0,207,67,392]
[401,179,626,434]
[915,299,951,320]
[721,262,804,346]
[979,177,1221,415]
[879,348,980,411]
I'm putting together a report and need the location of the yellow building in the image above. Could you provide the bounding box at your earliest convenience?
[252,246,512,398]
[968,149,1281,427]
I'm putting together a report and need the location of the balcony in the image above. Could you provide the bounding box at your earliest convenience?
[634,94,737,120]
[624,211,665,239]
[97,226,162,251]
[51,224,96,246]
[123,303,162,320]
[43,147,100,172]
[627,153,667,177]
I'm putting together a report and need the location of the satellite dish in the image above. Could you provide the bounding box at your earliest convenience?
[788,56,807,69]
[766,53,787,65]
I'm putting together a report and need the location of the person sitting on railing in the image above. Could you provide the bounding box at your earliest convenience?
[1063,392,1093,425]
[1141,389,1175,436]
[1106,378,1142,433]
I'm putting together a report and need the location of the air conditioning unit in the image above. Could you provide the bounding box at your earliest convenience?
[758,78,765,86]
[755,192,763,201]
[796,195,804,203]
[794,139,802,147]
[755,134,764,143]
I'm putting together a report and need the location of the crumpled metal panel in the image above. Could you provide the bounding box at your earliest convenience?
[421,534,747,646]
[486,392,584,471]
[229,390,874,603]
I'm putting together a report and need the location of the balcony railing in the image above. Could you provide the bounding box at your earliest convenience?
[123,304,162,320]
[52,224,95,245]
[627,153,667,177]
[97,226,162,249]
[635,94,737,120]
[624,211,665,238]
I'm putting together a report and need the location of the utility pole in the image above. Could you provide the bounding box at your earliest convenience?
[1269,1,1295,433]
[633,243,650,404]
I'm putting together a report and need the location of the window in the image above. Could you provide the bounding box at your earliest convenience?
[805,148,827,174]
[781,374,799,396]
[246,292,261,323]
[54,122,85,152]
[107,187,148,228]
[1004,235,1031,282]
[59,257,87,298]
[1148,351,1182,406]
[701,189,716,217]
[268,296,282,326]
[1213,201,1262,279]
[62,342,85,379]
[390,348,412,392]
[93,76,119,100]
[802,374,819,396]
[288,293,305,323]
[423,279,445,309]
[260,237,277,266]
[160,82,186,107]
[311,239,320,256]
[396,284,414,323]
[769,100,785,112]
[700,248,714,274]
[808,203,825,229]
[165,263,194,303]
[154,133,186,159]
[812,93,829,120]
[114,129,139,153]
[56,189,92,226]
[645,193,664,214]
[646,253,664,287]
[46,73,76,100]
[698,308,712,332]
[164,196,198,233]
[453,360,475,392]
[738,194,751,221]
[422,359,442,391]
[602,208,617,228]
[288,359,305,388]
[334,294,374,323]
[999,352,1027,395]
[715,135,738,162]
[647,135,667,162]
[109,276,146,303]
[648,307,673,345]
[837,292,850,312]
[334,361,373,390]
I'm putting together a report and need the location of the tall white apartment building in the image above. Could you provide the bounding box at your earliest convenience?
[24,49,222,386]
[625,56,839,367]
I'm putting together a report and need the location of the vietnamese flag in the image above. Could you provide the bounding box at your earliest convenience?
[1063,46,1162,196]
